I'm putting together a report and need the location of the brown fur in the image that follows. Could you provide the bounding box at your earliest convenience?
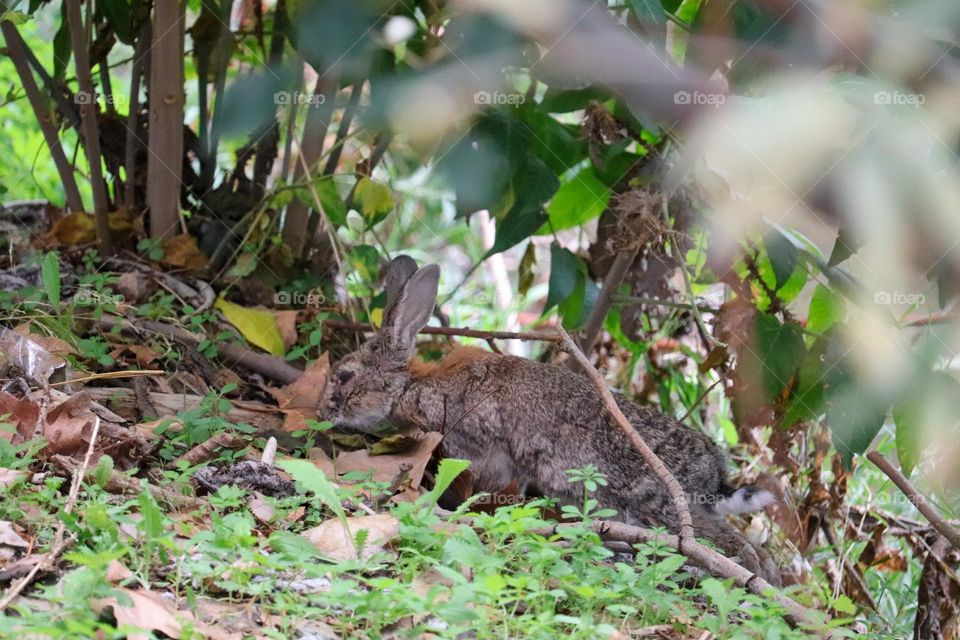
[322,257,780,584]
[409,345,497,379]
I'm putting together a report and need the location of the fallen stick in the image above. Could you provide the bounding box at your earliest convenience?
[867,451,960,552]
[555,325,822,629]
[534,519,823,628]
[96,316,302,384]
[51,454,201,510]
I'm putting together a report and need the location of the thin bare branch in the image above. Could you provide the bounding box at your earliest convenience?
[867,451,960,552]
[323,319,562,342]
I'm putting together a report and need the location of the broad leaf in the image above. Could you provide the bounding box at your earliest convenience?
[543,166,610,233]
[214,296,286,356]
[545,243,580,312]
[354,177,394,225]
[763,228,799,290]
[807,284,845,335]
[754,314,805,401]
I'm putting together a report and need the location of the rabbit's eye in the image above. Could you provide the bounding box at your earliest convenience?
[337,370,355,384]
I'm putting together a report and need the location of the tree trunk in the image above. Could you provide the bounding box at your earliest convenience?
[147,0,186,239]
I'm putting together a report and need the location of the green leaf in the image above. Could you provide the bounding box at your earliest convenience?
[807,284,845,335]
[41,251,61,311]
[214,296,286,355]
[543,166,610,233]
[485,154,558,257]
[420,458,471,506]
[823,337,889,468]
[269,529,322,559]
[519,107,586,174]
[781,337,828,428]
[277,459,347,521]
[99,0,133,43]
[831,594,857,615]
[545,243,580,312]
[754,315,805,401]
[539,87,608,113]
[437,111,530,218]
[315,177,348,228]
[348,244,380,282]
[354,177,394,225]
[763,229,799,290]
[828,224,861,267]
[137,489,166,538]
[53,4,70,81]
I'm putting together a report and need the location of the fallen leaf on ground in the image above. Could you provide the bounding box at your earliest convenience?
[269,353,329,411]
[0,468,26,489]
[273,310,299,349]
[0,327,67,383]
[334,431,442,489]
[215,297,285,356]
[248,492,276,524]
[105,559,134,583]
[307,447,336,479]
[0,521,29,548]
[43,393,96,456]
[0,392,39,444]
[92,588,234,640]
[302,513,399,561]
[161,234,209,271]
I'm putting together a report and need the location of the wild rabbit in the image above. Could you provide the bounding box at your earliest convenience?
[324,255,779,582]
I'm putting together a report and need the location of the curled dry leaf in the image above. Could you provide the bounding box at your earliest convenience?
[92,588,234,640]
[334,431,442,489]
[43,392,96,456]
[0,392,39,444]
[302,513,400,562]
[160,233,209,271]
[0,326,68,383]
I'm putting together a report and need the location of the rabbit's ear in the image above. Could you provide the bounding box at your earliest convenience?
[383,255,418,327]
[387,264,440,356]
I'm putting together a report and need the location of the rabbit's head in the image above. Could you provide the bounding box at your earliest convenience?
[325,256,440,431]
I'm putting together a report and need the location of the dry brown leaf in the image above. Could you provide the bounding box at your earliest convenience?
[12,325,76,359]
[92,588,236,640]
[248,492,276,524]
[0,327,68,383]
[272,310,299,349]
[0,468,26,489]
[334,431,442,489]
[0,521,29,548]
[302,513,399,561]
[46,211,97,245]
[160,234,209,271]
[112,272,155,305]
[0,392,39,444]
[105,559,134,583]
[269,353,329,412]
[109,344,160,366]
[44,393,96,456]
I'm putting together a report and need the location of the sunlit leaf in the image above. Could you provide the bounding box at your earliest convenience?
[214,296,286,355]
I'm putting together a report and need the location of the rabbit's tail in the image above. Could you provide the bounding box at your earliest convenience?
[713,483,776,515]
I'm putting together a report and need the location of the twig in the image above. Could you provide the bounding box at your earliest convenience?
[613,294,720,314]
[532,519,823,628]
[95,316,302,384]
[866,451,960,552]
[50,370,165,387]
[820,520,880,612]
[323,319,561,343]
[51,454,201,509]
[0,416,101,609]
